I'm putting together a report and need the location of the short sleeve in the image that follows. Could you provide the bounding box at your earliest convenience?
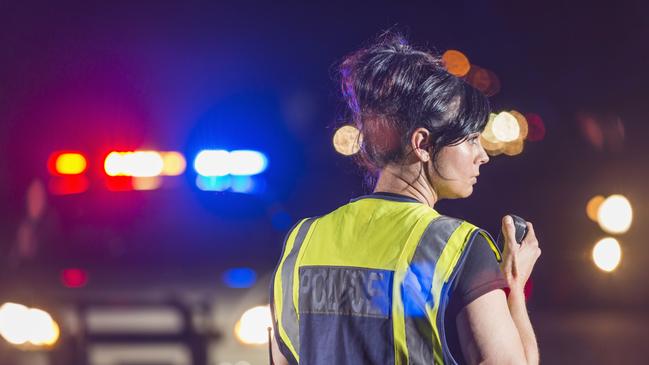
[444,232,508,361]
[451,232,507,307]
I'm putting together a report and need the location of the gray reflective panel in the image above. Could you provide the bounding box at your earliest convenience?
[403,216,463,364]
[280,218,316,356]
[299,266,393,318]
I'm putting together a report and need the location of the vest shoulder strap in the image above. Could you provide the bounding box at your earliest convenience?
[271,217,317,363]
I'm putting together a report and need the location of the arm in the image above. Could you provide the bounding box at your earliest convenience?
[507,288,539,364]
[271,334,290,365]
[457,288,538,365]
[457,216,541,364]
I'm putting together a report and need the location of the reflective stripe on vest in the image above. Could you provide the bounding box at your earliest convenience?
[272,197,496,364]
[272,217,316,362]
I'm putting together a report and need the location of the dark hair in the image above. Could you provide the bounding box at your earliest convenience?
[339,32,490,183]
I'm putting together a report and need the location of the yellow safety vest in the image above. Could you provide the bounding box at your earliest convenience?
[271,194,500,365]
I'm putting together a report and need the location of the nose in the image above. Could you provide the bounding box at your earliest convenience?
[478,145,489,165]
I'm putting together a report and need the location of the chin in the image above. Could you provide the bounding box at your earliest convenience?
[459,189,473,198]
[458,185,474,198]
[445,186,473,199]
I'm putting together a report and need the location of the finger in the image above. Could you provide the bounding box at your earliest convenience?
[501,215,518,250]
[523,222,538,246]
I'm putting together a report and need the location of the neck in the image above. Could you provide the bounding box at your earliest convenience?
[373,164,439,208]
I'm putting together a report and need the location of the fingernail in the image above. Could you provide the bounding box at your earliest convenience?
[505,216,513,224]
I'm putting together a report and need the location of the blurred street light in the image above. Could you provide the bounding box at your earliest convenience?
[234,305,272,345]
[597,194,633,234]
[0,302,60,347]
[592,237,622,272]
[333,125,362,156]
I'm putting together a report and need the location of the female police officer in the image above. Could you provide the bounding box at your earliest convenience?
[270,33,541,365]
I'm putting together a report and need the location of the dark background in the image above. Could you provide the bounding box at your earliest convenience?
[0,0,647,322]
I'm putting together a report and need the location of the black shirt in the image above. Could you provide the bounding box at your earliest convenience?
[445,232,508,363]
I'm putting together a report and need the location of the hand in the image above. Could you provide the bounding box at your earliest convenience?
[499,215,542,293]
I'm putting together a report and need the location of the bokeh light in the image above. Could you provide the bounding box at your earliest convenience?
[0,302,31,345]
[61,268,89,288]
[196,175,231,191]
[194,150,230,176]
[230,175,254,193]
[586,195,606,222]
[503,138,524,156]
[492,112,520,142]
[0,303,59,347]
[509,110,529,140]
[194,150,268,177]
[481,114,505,156]
[26,308,60,346]
[27,179,47,220]
[49,152,87,175]
[228,150,268,176]
[465,66,501,96]
[48,176,89,195]
[222,267,257,289]
[577,113,626,151]
[104,151,164,177]
[592,237,622,272]
[160,151,186,176]
[577,113,604,149]
[234,305,272,345]
[482,113,500,143]
[133,176,163,191]
[104,176,133,192]
[480,134,504,156]
[333,125,362,156]
[481,111,531,156]
[442,50,471,77]
[525,113,546,141]
[597,194,633,234]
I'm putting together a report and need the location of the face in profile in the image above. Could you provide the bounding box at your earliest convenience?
[429,132,489,199]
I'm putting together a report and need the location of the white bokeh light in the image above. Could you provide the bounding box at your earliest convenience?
[234,305,273,345]
[492,112,520,142]
[194,150,230,176]
[592,237,622,272]
[26,308,60,346]
[104,151,164,177]
[228,150,268,176]
[0,303,31,345]
[597,194,633,234]
[0,303,60,347]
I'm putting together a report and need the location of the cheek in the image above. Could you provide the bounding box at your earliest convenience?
[447,179,474,198]
[437,149,473,179]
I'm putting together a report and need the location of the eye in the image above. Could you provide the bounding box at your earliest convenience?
[468,133,480,145]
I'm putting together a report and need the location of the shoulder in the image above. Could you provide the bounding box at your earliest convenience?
[421,215,501,262]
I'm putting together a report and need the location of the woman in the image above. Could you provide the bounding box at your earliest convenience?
[270,33,541,365]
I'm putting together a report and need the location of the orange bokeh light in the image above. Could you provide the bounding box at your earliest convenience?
[465,66,501,96]
[586,195,605,222]
[442,50,471,77]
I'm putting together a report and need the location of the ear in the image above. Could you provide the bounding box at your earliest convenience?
[411,127,432,162]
